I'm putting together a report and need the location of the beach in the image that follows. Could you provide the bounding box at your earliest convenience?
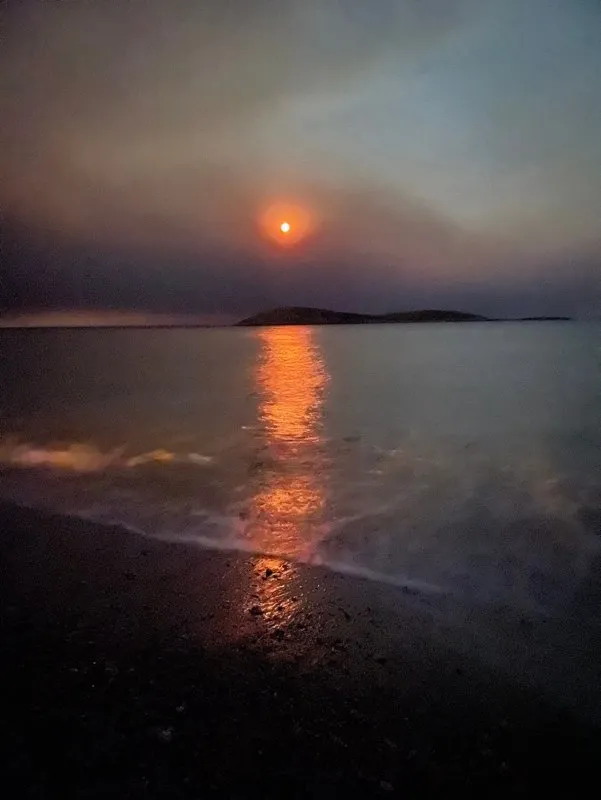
[2,501,600,797]
[5,0,601,792]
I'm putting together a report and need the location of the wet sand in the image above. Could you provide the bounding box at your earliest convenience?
[2,501,600,797]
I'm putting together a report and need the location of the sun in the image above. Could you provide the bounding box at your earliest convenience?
[259,203,314,247]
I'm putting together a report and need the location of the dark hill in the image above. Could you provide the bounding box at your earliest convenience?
[518,316,571,322]
[237,306,488,326]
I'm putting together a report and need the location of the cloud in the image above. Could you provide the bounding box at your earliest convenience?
[0,169,557,319]
[1,0,599,318]
[1,1,478,215]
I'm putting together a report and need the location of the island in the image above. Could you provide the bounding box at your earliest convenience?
[237,306,489,326]
[518,316,572,322]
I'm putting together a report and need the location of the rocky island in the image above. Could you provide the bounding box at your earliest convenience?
[237,306,489,326]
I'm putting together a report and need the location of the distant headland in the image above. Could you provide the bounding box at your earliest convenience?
[0,308,573,329]
[236,306,572,327]
[237,307,486,326]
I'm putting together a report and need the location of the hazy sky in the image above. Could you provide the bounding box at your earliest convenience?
[2,0,600,321]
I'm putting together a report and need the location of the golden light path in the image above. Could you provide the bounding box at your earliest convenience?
[216,326,329,639]
[247,326,328,559]
[225,326,328,627]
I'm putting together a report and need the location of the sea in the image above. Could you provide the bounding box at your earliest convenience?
[1,322,600,621]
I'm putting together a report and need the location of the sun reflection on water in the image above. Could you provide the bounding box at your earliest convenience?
[256,326,327,445]
[245,326,329,558]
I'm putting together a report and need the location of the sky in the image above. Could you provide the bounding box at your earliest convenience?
[1,0,600,323]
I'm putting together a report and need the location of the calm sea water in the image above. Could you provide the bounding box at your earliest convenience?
[1,322,600,617]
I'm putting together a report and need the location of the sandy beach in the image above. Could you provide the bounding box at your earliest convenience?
[2,500,600,796]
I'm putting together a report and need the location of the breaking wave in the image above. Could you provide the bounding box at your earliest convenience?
[1,436,600,621]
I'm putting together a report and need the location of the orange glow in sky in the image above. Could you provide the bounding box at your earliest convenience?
[259,203,314,247]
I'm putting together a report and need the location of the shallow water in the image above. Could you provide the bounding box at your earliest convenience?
[1,322,600,617]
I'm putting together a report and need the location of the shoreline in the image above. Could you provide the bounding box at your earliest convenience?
[2,493,600,714]
[2,500,600,794]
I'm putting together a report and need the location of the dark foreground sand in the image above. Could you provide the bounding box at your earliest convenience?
[2,501,600,797]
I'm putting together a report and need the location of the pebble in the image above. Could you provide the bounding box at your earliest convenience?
[157,727,174,743]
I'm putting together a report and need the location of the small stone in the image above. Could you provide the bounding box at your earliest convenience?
[380,780,394,792]
[249,605,264,616]
[375,656,387,665]
[271,628,285,641]
[157,727,174,743]
[265,568,273,578]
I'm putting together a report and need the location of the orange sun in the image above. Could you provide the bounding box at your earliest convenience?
[259,204,314,247]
